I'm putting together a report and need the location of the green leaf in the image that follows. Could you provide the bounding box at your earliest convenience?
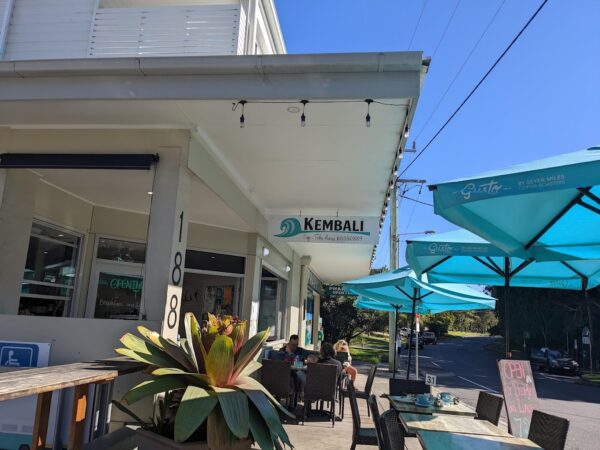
[184,313,206,373]
[115,348,175,368]
[213,387,249,439]
[122,376,187,405]
[248,404,275,450]
[110,400,148,428]
[208,408,236,449]
[136,326,164,349]
[119,333,184,369]
[231,330,269,380]
[180,338,200,372]
[205,335,234,386]
[151,368,211,387]
[236,376,295,419]
[174,386,217,442]
[244,389,292,448]
[238,360,262,379]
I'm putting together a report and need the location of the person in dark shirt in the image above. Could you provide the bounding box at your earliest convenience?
[318,342,342,377]
[281,334,307,362]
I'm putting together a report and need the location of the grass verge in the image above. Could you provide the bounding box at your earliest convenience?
[581,373,600,384]
[350,334,390,364]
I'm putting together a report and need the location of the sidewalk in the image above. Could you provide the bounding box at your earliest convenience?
[282,363,421,450]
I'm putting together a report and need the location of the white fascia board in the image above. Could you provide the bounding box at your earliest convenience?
[0,52,424,101]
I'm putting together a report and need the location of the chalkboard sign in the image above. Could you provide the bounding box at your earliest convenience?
[497,359,538,438]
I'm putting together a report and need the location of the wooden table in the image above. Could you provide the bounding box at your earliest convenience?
[0,358,144,450]
[399,413,512,437]
[417,430,541,450]
[389,395,477,417]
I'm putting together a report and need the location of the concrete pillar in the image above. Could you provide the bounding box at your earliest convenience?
[298,255,311,347]
[0,170,39,315]
[143,148,191,341]
[312,293,321,348]
[285,252,301,337]
[241,234,262,337]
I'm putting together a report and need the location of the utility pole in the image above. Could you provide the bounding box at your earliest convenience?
[388,181,398,372]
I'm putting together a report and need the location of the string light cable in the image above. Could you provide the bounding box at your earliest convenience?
[398,0,549,179]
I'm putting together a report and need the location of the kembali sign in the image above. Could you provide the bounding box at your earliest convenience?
[269,215,378,244]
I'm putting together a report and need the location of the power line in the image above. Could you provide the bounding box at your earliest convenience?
[400,195,433,207]
[430,0,462,61]
[399,0,549,179]
[408,0,429,50]
[414,0,506,142]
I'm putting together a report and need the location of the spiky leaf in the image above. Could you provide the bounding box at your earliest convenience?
[231,330,269,381]
[151,368,211,387]
[174,386,217,442]
[208,407,236,449]
[205,335,234,386]
[244,389,292,447]
[238,360,262,379]
[123,376,187,405]
[214,387,249,439]
[115,348,175,369]
[236,376,295,419]
[248,403,275,450]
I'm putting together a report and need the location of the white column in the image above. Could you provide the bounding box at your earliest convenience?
[0,170,39,315]
[298,256,311,346]
[144,149,190,341]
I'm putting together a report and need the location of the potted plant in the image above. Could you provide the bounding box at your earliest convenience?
[113,313,294,449]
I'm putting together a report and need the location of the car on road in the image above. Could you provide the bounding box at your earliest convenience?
[530,347,580,375]
[407,331,424,350]
[422,331,437,345]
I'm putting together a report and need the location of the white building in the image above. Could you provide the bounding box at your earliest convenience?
[0,0,428,431]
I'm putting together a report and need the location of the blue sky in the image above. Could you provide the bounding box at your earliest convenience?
[275,0,600,269]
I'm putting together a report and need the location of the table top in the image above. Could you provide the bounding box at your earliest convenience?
[417,430,541,450]
[399,413,512,437]
[0,358,145,402]
[389,395,477,417]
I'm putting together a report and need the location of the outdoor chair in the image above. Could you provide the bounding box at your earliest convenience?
[348,380,378,449]
[367,394,385,449]
[302,363,338,427]
[379,408,405,450]
[334,351,349,364]
[475,391,504,426]
[260,359,293,406]
[388,378,430,410]
[340,363,378,419]
[268,350,287,361]
[528,409,570,450]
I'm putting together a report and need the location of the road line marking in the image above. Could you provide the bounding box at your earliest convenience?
[457,376,499,393]
[432,361,441,367]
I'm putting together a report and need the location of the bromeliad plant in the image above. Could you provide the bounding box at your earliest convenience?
[116,313,294,449]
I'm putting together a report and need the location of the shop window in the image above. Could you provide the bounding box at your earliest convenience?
[19,221,81,317]
[258,267,287,340]
[185,250,245,274]
[90,238,146,320]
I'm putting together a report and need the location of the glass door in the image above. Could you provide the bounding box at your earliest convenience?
[87,261,144,319]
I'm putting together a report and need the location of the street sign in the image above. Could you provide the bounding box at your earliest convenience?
[582,326,591,345]
[425,374,437,386]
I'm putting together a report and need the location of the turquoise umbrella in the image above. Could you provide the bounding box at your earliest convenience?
[344,268,495,378]
[430,146,600,363]
[430,146,600,261]
[406,229,600,356]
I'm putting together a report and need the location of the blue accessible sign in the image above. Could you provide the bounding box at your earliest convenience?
[0,342,41,368]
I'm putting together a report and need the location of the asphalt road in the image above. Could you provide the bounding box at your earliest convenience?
[409,336,600,450]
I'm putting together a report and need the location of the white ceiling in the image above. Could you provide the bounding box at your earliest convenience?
[2,98,408,282]
[35,168,251,231]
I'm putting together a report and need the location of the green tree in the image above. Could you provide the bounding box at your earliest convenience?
[320,296,387,344]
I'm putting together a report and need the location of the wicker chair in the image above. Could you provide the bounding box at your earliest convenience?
[348,380,378,450]
[528,409,570,450]
[302,363,338,427]
[379,409,405,450]
[367,394,384,449]
[260,359,293,406]
[475,391,504,426]
[340,364,378,419]
[334,351,349,364]
[388,378,430,396]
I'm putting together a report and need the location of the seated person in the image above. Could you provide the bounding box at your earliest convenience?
[317,342,343,377]
[281,334,307,362]
[333,339,358,381]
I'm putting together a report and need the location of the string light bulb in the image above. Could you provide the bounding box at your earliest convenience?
[239,100,247,128]
[365,99,373,127]
[300,100,308,127]
[403,124,410,138]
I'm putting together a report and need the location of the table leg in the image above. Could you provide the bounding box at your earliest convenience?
[32,391,52,450]
[68,384,89,450]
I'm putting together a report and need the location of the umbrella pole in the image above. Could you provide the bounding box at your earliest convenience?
[504,257,511,359]
[406,290,417,380]
[393,305,399,378]
[583,281,594,374]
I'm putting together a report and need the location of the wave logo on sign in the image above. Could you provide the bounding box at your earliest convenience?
[274,217,370,238]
